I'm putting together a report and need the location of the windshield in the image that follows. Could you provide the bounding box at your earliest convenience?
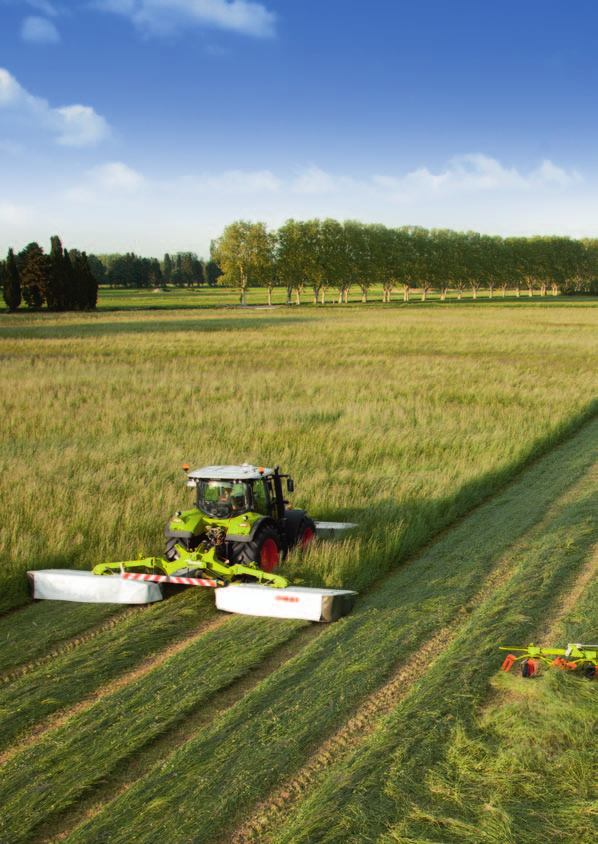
[196,480,251,518]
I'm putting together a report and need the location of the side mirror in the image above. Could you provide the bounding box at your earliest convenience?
[287,478,295,493]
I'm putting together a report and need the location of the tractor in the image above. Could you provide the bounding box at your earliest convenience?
[165,463,316,573]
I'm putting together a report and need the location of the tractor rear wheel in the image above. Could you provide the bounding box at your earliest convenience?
[232,526,282,573]
[297,517,316,550]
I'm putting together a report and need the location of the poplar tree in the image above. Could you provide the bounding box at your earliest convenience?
[211,221,273,306]
[162,253,172,284]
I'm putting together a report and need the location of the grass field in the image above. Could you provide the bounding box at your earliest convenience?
[1,299,597,843]
[96,284,598,310]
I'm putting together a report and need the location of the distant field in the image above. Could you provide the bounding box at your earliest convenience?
[95,284,598,310]
[1,301,597,844]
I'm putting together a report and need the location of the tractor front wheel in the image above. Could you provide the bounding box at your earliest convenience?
[165,536,203,561]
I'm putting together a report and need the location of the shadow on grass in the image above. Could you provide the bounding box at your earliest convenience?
[0,314,316,341]
[305,398,598,592]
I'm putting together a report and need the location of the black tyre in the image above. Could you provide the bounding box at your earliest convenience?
[296,517,316,551]
[165,535,203,561]
[231,525,282,573]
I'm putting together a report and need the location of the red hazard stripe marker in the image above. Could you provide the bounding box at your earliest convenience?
[121,572,223,588]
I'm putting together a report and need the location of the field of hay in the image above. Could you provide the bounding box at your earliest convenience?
[1,299,597,843]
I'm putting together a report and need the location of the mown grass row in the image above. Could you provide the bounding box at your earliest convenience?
[0,601,129,674]
[0,613,309,844]
[42,416,598,844]
[0,588,216,752]
[263,445,598,843]
[2,304,597,614]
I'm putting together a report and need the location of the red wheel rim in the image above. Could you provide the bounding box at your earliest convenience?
[301,528,315,549]
[260,539,279,572]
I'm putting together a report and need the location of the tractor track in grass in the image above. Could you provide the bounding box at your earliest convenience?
[0,606,142,684]
[0,611,226,768]
[221,451,598,844]
[221,526,529,844]
[537,540,598,644]
[28,624,325,844]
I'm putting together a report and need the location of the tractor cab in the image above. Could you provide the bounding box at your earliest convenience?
[166,462,309,566]
[196,479,252,519]
[187,464,292,520]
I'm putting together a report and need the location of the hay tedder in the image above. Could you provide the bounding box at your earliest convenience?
[28,463,357,623]
[500,643,598,679]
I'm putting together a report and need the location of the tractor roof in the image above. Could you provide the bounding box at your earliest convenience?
[187,464,274,483]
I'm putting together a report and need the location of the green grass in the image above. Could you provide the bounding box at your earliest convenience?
[56,417,598,844]
[0,588,216,751]
[1,300,598,844]
[264,448,598,844]
[0,613,308,844]
[1,304,597,613]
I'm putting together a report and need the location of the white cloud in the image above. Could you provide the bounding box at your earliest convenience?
[94,161,146,191]
[0,68,32,106]
[21,15,60,43]
[54,104,110,146]
[24,0,59,15]
[531,158,582,187]
[292,164,337,194]
[65,162,146,201]
[203,169,280,192]
[372,153,582,199]
[0,67,110,146]
[171,168,281,194]
[65,163,281,205]
[94,0,276,38]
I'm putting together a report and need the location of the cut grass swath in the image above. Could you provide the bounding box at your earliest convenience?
[263,461,598,843]
[0,588,215,752]
[0,614,308,844]
[59,417,598,844]
[0,601,129,675]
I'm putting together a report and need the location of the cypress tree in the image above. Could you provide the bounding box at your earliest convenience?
[63,248,75,309]
[18,242,51,309]
[72,252,98,309]
[47,235,66,310]
[162,253,172,285]
[3,248,22,311]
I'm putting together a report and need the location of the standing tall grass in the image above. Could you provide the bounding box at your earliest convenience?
[1,303,597,611]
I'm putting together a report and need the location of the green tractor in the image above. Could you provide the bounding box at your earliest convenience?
[165,463,316,573]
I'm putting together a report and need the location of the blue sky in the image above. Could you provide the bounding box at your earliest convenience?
[1,0,597,259]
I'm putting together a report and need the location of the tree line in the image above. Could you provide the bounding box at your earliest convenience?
[1,244,223,311]
[210,220,598,305]
[4,221,598,311]
[97,252,221,289]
